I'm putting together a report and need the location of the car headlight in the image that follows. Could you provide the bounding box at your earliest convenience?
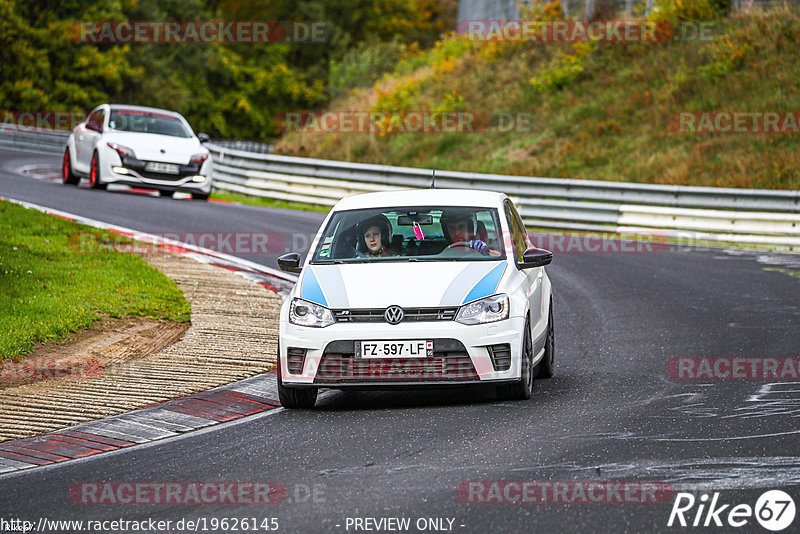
[455,294,509,325]
[190,153,209,165]
[107,142,136,159]
[289,298,334,328]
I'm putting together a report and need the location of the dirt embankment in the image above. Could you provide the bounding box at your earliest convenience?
[1,317,190,388]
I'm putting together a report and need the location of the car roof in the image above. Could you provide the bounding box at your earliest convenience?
[332,189,509,211]
[106,104,183,118]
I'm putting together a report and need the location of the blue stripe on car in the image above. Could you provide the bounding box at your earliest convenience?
[461,262,507,304]
[439,263,496,306]
[313,266,348,308]
[301,267,328,307]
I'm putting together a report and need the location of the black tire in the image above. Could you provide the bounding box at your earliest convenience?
[89,151,107,190]
[496,317,534,401]
[192,192,209,201]
[62,148,79,185]
[158,190,174,198]
[536,299,555,378]
[277,377,318,409]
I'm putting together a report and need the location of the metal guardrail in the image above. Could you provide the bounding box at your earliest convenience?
[210,139,273,154]
[0,126,797,248]
[0,125,70,154]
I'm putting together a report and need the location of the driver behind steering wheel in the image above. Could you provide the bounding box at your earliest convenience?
[440,209,500,256]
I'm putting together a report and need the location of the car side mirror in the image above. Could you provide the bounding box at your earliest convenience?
[518,247,552,269]
[197,133,210,143]
[85,122,100,132]
[278,252,303,273]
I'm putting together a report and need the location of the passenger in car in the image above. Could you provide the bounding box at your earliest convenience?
[357,215,398,258]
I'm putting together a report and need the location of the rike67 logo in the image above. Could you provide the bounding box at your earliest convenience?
[668,490,796,531]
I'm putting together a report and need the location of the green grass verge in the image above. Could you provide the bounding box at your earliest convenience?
[0,200,190,361]
[210,190,330,212]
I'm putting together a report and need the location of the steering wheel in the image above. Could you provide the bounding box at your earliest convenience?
[443,241,483,255]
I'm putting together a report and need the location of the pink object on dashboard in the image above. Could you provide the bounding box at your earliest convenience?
[413,222,425,240]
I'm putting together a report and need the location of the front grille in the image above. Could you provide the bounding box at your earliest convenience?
[314,339,478,383]
[136,170,194,181]
[286,347,307,375]
[332,307,458,323]
[487,343,511,371]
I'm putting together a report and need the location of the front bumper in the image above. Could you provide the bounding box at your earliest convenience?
[279,317,526,387]
[100,153,212,193]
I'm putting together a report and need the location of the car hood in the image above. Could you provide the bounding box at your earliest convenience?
[103,132,204,164]
[299,261,508,308]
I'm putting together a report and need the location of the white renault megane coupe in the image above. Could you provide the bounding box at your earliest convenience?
[276,189,554,408]
[62,104,213,200]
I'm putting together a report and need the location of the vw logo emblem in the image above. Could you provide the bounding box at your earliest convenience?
[384,305,404,325]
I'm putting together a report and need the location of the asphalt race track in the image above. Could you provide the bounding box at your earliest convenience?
[1,147,799,533]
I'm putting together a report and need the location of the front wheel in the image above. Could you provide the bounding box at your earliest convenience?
[62,148,79,185]
[277,377,318,409]
[89,151,107,190]
[192,192,209,201]
[496,318,534,401]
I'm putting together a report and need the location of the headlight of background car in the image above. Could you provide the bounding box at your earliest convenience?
[289,298,335,328]
[455,294,509,325]
[107,142,136,159]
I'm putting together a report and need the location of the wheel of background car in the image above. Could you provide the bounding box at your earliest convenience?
[536,298,555,378]
[192,193,209,201]
[496,317,534,401]
[158,190,174,198]
[61,148,79,185]
[89,151,106,190]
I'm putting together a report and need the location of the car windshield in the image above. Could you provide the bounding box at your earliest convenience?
[311,206,505,263]
[108,109,192,138]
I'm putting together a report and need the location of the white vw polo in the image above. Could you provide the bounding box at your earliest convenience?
[62,104,213,200]
[276,189,554,408]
